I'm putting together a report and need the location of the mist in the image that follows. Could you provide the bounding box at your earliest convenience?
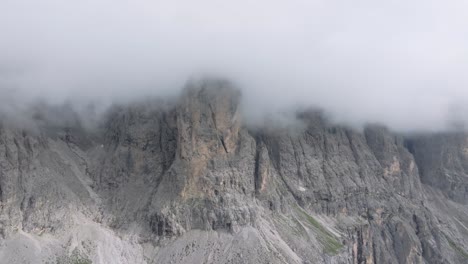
[1,0,468,132]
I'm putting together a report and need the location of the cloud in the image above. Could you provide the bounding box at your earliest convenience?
[1,0,468,131]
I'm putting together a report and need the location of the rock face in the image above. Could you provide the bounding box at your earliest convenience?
[406,134,468,204]
[0,80,467,264]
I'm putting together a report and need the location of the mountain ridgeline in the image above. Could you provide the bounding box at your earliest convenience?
[0,80,467,264]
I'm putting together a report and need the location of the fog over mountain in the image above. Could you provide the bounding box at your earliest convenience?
[1,0,468,131]
[2,2,468,264]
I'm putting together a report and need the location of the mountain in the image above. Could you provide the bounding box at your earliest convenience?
[0,80,467,264]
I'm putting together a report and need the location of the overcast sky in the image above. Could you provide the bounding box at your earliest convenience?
[1,0,467,131]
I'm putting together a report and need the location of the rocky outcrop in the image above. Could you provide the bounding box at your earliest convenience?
[0,80,467,263]
[406,133,468,204]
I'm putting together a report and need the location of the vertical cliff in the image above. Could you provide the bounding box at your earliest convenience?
[0,80,467,263]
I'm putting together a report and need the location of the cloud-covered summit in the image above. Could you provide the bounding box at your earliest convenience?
[1,0,467,131]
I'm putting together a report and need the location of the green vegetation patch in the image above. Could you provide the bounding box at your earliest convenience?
[51,249,93,264]
[295,206,343,255]
[444,234,468,259]
[274,214,308,238]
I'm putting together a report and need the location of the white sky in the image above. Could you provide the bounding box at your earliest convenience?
[1,0,468,131]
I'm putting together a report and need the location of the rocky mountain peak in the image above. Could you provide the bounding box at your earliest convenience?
[0,81,467,263]
[176,79,241,161]
[175,79,243,198]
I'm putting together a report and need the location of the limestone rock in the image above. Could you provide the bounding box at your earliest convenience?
[0,80,467,263]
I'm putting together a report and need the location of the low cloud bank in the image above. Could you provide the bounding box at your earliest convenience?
[1,0,468,132]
